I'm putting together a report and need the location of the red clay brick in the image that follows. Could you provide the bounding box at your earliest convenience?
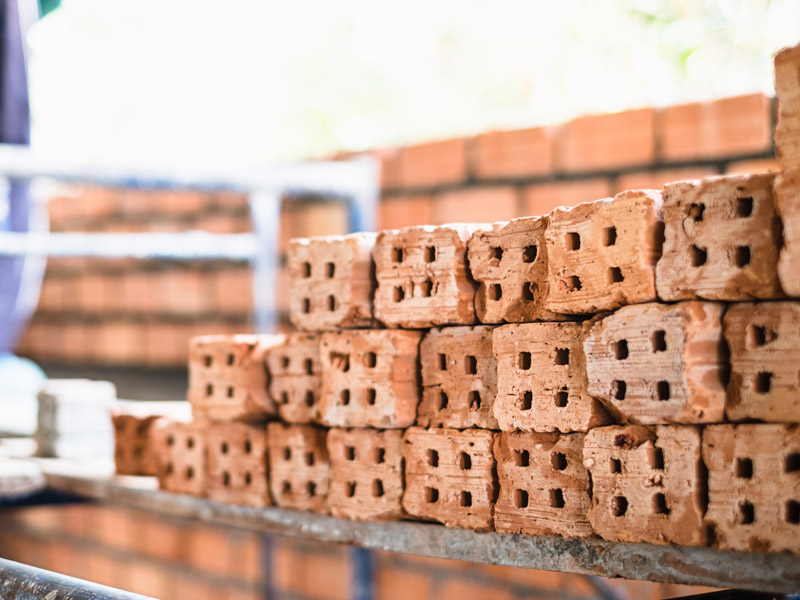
[775,43,800,170]
[267,423,330,512]
[206,421,270,507]
[432,186,519,224]
[471,127,554,180]
[396,138,468,188]
[521,178,612,217]
[112,414,169,476]
[265,332,322,424]
[153,421,207,497]
[775,167,800,296]
[658,94,772,161]
[379,195,433,229]
[375,565,432,600]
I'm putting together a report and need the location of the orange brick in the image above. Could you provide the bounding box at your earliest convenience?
[140,513,187,563]
[85,551,128,589]
[658,94,772,161]
[396,138,468,188]
[726,158,781,175]
[126,559,174,598]
[614,166,719,194]
[521,178,612,216]
[185,525,234,576]
[379,195,433,229]
[471,127,554,180]
[432,186,518,224]
[376,566,432,600]
[280,203,349,252]
[274,543,351,600]
[555,108,655,172]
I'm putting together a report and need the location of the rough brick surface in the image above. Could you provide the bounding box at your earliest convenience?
[288,234,377,331]
[402,427,497,531]
[468,216,562,324]
[418,326,498,430]
[775,43,800,170]
[724,302,800,423]
[206,422,269,507]
[656,173,783,301]
[327,428,404,521]
[188,334,282,422]
[584,301,726,424]
[267,423,329,513]
[153,422,206,497]
[494,431,593,538]
[265,333,322,424]
[319,329,421,429]
[493,322,610,433]
[703,424,800,553]
[374,224,487,328]
[775,168,800,296]
[112,414,169,476]
[545,190,662,314]
[583,425,706,546]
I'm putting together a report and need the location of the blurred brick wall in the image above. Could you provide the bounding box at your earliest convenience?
[15,92,778,367]
[0,504,717,599]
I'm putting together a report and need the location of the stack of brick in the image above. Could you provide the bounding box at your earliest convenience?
[132,43,800,556]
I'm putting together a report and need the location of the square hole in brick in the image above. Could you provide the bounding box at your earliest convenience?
[691,245,708,267]
[330,352,350,372]
[220,441,229,454]
[205,383,213,396]
[736,196,754,218]
[488,283,502,301]
[375,447,385,464]
[610,458,622,473]
[520,390,532,411]
[425,246,436,262]
[613,340,628,360]
[748,325,775,347]
[515,449,530,467]
[304,358,314,374]
[392,247,404,263]
[222,471,231,486]
[204,355,212,367]
[786,500,800,524]
[460,491,472,507]
[551,452,567,471]
[304,390,315,407]
[737,501,755,525]
[373,479,385,497]
[327,295,337,311]
[522,281,536,301]
[652,330,667,352]
[468,390,481,410]
[302,262,311,278]
[346,481,357,497]
[424,487,439,503]
[566,275,582,292]
[367,388,377,405]
[785,453,800,473]
[421,279,434,297]
[458,452,472,470]
[755,372,773,394]
[523,245,538,263]
[244,439,253,454]
[555,389,569,408]
[326,262,335,278]
[226,386,234,398]
[554,348,569,366]
[656,380,670,401]
[612,380,627,400]
[307,482,317,497]
[340,389,351,406]
[363,352,377,368]
[283,447,292,461]
[393,286,405,302]
[647,447,664,470]
[518,352,531,370]
[438,391,449,410]
[550,488,565,509]
[652,493,670,515]
[565,232,581,251]
[305,452,315,466]
[736,457,753,479]
[302,298,311,313]
[281,481,292,495]
[438,353,447,370]
[465,355,477,374]
[345,446,356,461]
[602,226,617,247]
[607,266,624,284]
[612,496,628,517]
[514,489,529,509]
[491,246,503,262]
[427,449,439,467]
[734,246,751,268]
[688,202,705,221]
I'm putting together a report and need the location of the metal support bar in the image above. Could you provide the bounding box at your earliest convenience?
[351,547,374,600]
[248,189,282,333]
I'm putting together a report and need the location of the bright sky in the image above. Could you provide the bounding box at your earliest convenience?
[25,0,800,169]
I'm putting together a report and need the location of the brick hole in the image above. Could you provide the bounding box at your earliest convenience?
[280,391,289,405]
[520,390,533,410]
[345,446,356,461]
[244,439,252,454]
[424,487,439,503]
[613,340,628,360]
[458,452,472,470]
[785,453,800,473]
[612,380,626,400]
[565,232,581,251]
[325,262,335,278]
[375,447,385,464]
[518,351,531,370]
[206,383,214,396]
[522,281,537,301]
[346,481,357,497]
[165,462,174,475]
[652,493,670,515]
[327,295,336,311]
[302,298,311,313]
[465,355,477,374]
[307,481,317,497]
[656,380,670,401]
[133,446,143,458]
[566,275,582,292]
[612,496,628,517]
[438,391,449,410]
[550,488,565,509]
[755,372,772,394]
[748,325,775,347]
[690,245,707,267]
[652,330,667,352]
[688,202,705,221]
[367,388,377,405]
[490,246,503,262]
[610,458,622,473]
[226,353,235,366]
[602,226,617,247]
[647,447,664,470]
[340,389,351,406]
[554,348,569,366]
[736,196,754,217]
[425,246,436,262]
[167,435,175,447]
[187,437,195,449]
[515,449,530,467]
[227,386,234,398]
[222,471,231,487]
[245,472,253,486]
[523,245,538,263]
[283,447,291,461]
[281,356,290,368]
[373,479,385,497]
[736,457,753,479]
[393,286,405,302]
[551,452,567,471]
[488,283,502,300]
[438,353,447,370]
[392,247,404,263]
[421,279,434,297]
[607,266,624,284]
[468,390,482,410]
[786,500,800,524]
[734,246,751,268]
[330,351,350,372]
[460,491,472,507]
[304,358,314,374]
[513,489,529,509]
[737,501,755,525]
[186,466,195,480]
[305,452,315,466]
[281,481,291,495]
[204,355,212,367]
[302,262,311,277]
[427,449,439,467]
[555,388,569,408]
[364,352,377,368]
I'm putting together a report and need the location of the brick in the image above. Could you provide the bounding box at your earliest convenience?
[418,326,498,430]
[775,168,800,296]
[585,301,726,424]
[319,329,421,429]
[374,224,487,328]
[775,43,800,170]
[265,333,322,424]
[440,579,513,600]
[468,216,562,323]
[583,424,706,546]
[379,195,433,229]
[280,203,349,253]
[153,421,206,497]
[471,127,554,180]
[206,422,270,507]
[555,108,655,172]
[522,178,612,216]
[703,424,800,553]
[724,302,800,422]
[327,428,404,521]
[402,427,497,531]
[545,190,662,314]
[288,234,377,331]
[658,94,772,161]
[494,431,592,538]
[493,322,609,433]
[185,525,233,575]
[97,321,146,365]
[656,173,783,301]
[121,271,159,314]
[375,565,432,600]
[211,268,253,315]
[188,334,282,421]
[432,186,518,224]
[396,138,467,188]
[725,158,781,175]
[112,414,169,475]
[267,423,329,512]
[614,166,719,194]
